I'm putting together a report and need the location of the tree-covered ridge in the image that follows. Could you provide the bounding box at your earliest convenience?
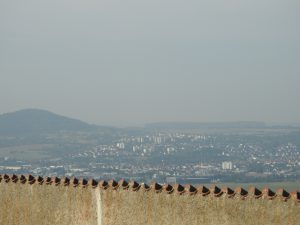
[0,109,95,135]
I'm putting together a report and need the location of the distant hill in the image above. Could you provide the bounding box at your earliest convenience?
[0,109,96,135]
[145,121,267,130]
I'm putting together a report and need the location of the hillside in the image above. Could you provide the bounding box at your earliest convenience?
[0,109,96,135]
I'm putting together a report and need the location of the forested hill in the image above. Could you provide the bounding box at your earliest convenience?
[0,109,96,135]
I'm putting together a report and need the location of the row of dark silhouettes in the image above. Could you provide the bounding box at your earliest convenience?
[0,174,299,202]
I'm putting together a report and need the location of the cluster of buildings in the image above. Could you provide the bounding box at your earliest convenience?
[1,131,300,184]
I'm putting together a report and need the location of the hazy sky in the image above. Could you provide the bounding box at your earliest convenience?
[1,0,299,126]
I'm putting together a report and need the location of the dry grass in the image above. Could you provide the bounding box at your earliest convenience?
[0,182,299,225]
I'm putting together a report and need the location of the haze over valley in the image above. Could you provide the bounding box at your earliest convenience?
[1,1,300,224]
[0,0,299,193]
[1,109,300,190]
